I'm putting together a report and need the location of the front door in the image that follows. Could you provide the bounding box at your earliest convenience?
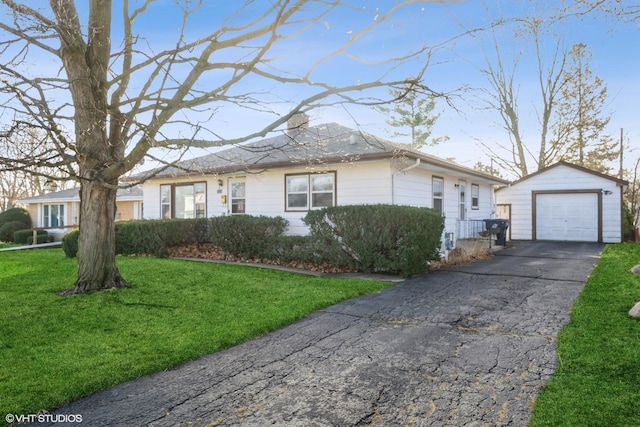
[458,180,466,220]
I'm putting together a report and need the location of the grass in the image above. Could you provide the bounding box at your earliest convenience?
[0,249,391,422]
[529,243,640,427]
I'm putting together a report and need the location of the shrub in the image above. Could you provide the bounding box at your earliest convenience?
[209,215,288,259]
[14,229,49,245]
[259,235,320,264]
[304,205,444,278]
[0,207,32,229]
[622,204,636,242]
[115,219,200,257]
[63,219,203,258]
[62,229,79,258]
[26,234,54,244]
[0,221,29,243]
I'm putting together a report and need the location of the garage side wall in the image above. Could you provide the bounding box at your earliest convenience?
[495,164,623,243]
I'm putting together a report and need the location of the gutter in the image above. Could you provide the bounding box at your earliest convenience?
[392,158,421,204]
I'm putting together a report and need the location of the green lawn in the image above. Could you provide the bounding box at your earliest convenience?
[0,249,391,422]
[530,243,640,426]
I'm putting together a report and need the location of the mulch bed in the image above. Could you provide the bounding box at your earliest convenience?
[167,244,493,276]
[167,244,355,274]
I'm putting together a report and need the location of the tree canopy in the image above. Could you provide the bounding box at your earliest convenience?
[0,0,448,292]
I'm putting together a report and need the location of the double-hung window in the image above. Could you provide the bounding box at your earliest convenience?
[432,176,444,215]
[43,204,65,227]
[286,172,335,211]
[230,181,246,214]
[471,184,479,210]
[160,182,206,219]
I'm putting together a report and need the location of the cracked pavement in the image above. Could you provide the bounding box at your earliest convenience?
[28,241,604,426]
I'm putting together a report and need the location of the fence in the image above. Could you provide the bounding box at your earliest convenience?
[31,225,76,244]
[456,219,487,240]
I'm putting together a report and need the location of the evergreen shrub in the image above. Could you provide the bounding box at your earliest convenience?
[209,215,288,259]
[304,205,444,278]
[0,207,32,229]
[61,229,79,258]
[26,234,54,244]
[0,221,29,243]
[62,219,201,258]
[115,219,198,257]
[259,235,319,264]
[14,229,49,244]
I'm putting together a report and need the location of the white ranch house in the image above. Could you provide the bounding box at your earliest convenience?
[18,186,144,241]
[136,119,509,248]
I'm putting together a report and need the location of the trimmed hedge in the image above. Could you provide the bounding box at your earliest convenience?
[304,205,444,278]
[61,229,79,258]
[115,219,198,257]
[60,207,443,278]
[0,221,29,243]
[26,234,54,245]
[14,229,49,245]
[0,207,32,229]
[62,219,204,258]
[208,215,288,259]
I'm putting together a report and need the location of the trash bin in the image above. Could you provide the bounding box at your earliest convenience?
[483,219,509,246]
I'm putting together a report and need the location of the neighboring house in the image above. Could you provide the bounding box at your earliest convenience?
[134,117,508,247]
[495,161,628,243]
[18,186,143,240]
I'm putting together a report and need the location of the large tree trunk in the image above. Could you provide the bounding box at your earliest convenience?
[60,180,129,295]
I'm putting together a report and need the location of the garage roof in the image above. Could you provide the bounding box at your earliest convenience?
[497,161,628,190]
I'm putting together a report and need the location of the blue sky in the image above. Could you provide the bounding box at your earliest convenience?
[145,0,636,178]
[304,0,640,176]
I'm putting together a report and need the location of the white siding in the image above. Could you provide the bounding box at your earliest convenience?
[400,169,496,235]
[244,160,394,235]
[142,158,499,237]
[496,164,623,243]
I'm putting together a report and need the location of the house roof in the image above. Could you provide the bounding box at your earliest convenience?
[18,186,143,204]
[132,122,509,185]
[496,161,628,191]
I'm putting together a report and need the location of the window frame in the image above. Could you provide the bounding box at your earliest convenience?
[159,181,207,219]
[432,176,444,215]
[43,204,65,227]
[230,179,246,214]
[285,171,336,212]
[471,184,480,210]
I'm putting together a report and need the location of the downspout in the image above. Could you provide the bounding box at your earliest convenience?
[392,158,421,204]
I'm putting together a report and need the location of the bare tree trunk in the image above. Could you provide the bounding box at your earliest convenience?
[60,180,129,294]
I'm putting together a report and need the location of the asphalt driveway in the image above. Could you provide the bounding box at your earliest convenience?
[28,241,604,426]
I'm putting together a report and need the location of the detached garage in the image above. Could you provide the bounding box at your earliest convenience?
[496,161,627,243]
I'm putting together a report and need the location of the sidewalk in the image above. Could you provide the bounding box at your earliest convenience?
[0,242,61,252]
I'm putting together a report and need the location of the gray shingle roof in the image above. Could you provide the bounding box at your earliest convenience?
[137,123,399,178]
[19,186,143,203]
[133,122,508,184]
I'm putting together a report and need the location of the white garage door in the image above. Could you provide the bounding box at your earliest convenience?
[536,193,599,242]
